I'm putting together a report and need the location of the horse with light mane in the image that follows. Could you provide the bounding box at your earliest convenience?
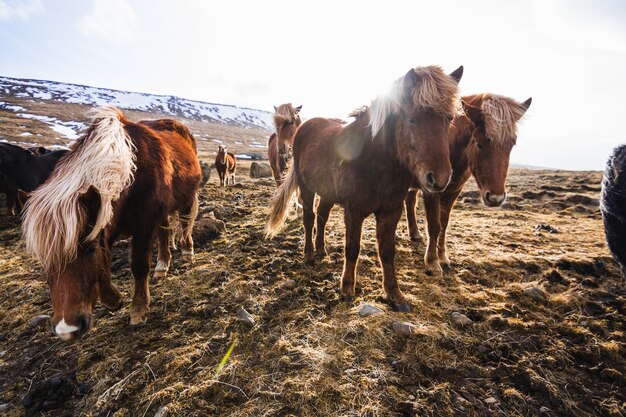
[268,103,302,186]
[405,93,531,275]
[22,107,202,340]
[267,65,463,311]
[215,145,237,186]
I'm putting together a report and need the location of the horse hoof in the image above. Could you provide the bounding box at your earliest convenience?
[394,302,411,313]
[425,265,444,277]
[129,312,148,326]
[410,235,423,243]
[152,270,167,283]
[342,294,355,303]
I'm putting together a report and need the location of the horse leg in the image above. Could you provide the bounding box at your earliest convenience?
[340,208,365,302]
[375,207,408,311]
[405,189,423,243]
[423,192,443,276]
[301,186,316,264]
[219,171,225,186]
[178,193,199,262]
[129,234,152,325]
[314,198,334,259]
[153,219,171,282]
[437,190,461,268]
[98,234,123,311]
[6,192,17,216]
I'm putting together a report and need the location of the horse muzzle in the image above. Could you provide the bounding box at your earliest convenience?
[53,313,93,341]
[482,191,507,207]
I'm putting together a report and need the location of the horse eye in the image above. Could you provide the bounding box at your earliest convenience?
[408,118,417,125]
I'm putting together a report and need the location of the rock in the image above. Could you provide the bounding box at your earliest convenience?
[282,279,296,289]
[154,405,169,417]
[392,321,417,335]
[30,315,51,328]
[236,306,255,326]
[484,397,498,405]
[249,162,272,179]
[0,404,8,412]
[539,406,551,414]
[524,287,547,302]
[199,160,212,185]
[358,304,384,316]
[451,312,473,326]
[192,213,226,246]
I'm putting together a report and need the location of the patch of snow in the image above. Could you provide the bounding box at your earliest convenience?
[20,132,33,136]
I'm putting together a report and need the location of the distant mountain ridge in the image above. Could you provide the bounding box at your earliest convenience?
[0,76,274,130]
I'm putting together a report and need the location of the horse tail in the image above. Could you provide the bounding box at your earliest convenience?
[22,106,136,271]
[266,162,298,238]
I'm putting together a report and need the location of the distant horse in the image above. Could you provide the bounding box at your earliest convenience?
[0,143,68,215]
[267,65,463,311]
[22,107,202,340]
[215,145,237,186]
[601,144,626,277]
[268,103,302,186]
[405,93,531,274]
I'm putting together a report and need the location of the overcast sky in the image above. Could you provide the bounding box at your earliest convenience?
[1,0,625,170]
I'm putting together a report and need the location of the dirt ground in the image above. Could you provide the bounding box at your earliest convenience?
[0,166,624,417]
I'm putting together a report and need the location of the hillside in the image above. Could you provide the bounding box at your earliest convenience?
[0,167,624,416]
[0,76,274,160]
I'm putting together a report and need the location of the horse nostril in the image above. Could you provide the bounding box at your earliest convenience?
[77,315,91,337]
[426,172,434,187]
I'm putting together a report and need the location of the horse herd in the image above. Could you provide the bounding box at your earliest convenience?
[2,63,623,343]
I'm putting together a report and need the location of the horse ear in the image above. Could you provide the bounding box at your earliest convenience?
[273,106,278,112]
[403,68,420,91]
[17,189,30,209]
[449,66,464,84]
[519,97,532,117]
[461,100,483,128]
[295,105,302,113]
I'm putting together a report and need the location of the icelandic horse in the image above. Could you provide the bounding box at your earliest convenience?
[215,145,237,186]
[268,103,302,186]
[267,65,463,311]
[601,144,626,277]
[405,93,531,275]
[22,107,202,340]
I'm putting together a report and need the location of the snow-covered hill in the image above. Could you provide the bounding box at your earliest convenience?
[0,76,274,130]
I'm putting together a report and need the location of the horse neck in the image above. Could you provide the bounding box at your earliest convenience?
[449,115,474,178]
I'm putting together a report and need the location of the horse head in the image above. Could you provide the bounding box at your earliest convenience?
[372,66,463,192]
[217,145,228,164]
[273,103,302,161]
[463,94,532,207]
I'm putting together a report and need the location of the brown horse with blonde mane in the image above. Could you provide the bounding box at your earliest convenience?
[268,103,302,185]
[267,65,463,311]
[405,93,531,275]
[22,107,202,340]
[215,145,237,186]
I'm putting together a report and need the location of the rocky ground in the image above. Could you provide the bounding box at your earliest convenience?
[0,167,624,417]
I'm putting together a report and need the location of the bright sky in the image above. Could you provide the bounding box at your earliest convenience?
[1,0,625,170]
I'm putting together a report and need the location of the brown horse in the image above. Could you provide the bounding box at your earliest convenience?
[22,107,202,340]
[267,65,463,311]
[268,103,302,186]
[215,145,237,186]
[405,93,531,275]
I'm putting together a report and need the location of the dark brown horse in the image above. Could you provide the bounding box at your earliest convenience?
[268,103,302,186]
[405,93,531,274]
[22,107,202,340]
[267,65,463,311]
[0,143,68,215]
[215,145,237,186]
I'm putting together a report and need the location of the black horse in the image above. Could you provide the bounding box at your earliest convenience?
[0,143,68,215]
[601,144,626,277]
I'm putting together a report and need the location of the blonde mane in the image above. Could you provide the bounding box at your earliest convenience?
[273,103,301,129]
[480,94,528,146]
[369,65,460,138]
[22,106,137,272]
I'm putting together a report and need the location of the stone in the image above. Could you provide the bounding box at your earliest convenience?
[236,306,255,326]
[282,279,296,290]
[154,406,169,417]
[524,287,547,301]
[358,304,384,316]
[451,312,473,326]
[392,321,417,335]
[249,162,273,179]
[30,315,50,328]
[484,397,498,405]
